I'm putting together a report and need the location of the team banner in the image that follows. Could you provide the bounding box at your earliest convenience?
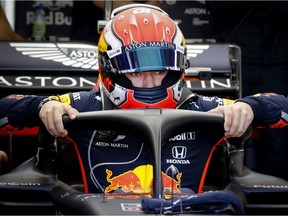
[15,0,73,41]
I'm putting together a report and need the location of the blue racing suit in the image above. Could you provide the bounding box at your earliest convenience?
[0,88,288,195]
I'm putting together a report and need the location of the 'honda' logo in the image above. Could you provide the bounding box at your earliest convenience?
[172,146,187,159]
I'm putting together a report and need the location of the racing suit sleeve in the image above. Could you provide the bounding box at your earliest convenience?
[0,94,46,129]
[0,90,102,129]
[192,93,288,128]
[236,93,288,128]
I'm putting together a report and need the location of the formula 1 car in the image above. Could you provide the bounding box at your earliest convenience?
[0,109,288,215]
[0,39,287,214]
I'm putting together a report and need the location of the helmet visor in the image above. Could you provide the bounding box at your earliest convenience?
[106,44,185,74]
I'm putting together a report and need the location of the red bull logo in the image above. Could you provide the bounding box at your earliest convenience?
[105,169,144,194]
[105,165,182,195]
[161,172,182,194]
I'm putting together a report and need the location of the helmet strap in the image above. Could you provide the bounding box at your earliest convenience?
[99,82,116,111]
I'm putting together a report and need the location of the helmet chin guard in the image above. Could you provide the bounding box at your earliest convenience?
[102,78,184,109]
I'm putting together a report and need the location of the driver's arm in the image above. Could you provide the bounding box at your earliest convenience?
[0,94,45,129]
[209,93,288,137]
[0,93,74,137]
[0,91,99,137]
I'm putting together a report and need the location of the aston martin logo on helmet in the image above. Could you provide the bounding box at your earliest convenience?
[9,42,99,70]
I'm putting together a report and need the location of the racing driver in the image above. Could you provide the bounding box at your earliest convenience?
[1,4,288,196]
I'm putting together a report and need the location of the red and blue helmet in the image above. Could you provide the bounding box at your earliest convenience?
[98,4,186,109]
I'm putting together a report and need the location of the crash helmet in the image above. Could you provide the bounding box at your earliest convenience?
[98,4,186,109]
